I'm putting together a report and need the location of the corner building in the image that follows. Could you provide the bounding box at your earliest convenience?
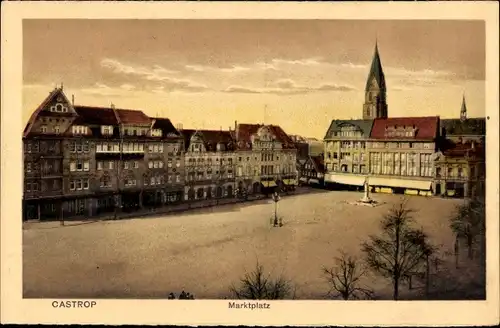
[22,87,184,220]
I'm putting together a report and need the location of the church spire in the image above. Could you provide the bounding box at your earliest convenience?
[363,41,388,119]
[460,94,467,121]
[365,41,386,92]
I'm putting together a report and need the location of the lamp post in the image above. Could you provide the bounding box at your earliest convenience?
[271,191,282,227]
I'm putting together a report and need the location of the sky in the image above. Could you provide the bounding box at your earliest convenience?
[23,19,485,139]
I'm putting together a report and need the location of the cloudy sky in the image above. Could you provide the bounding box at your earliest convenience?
[23,19,485,139]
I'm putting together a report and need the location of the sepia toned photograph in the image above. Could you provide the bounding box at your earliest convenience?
[20,18,488,301]
[2,1,499,326]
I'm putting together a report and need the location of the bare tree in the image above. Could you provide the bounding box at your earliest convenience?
[450,196,485,261]
[361,198,435,300]
[230,262,295,300]
[322,251,373,300]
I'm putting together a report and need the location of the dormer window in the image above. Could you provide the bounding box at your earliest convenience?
[72,125,88,135]
[54,126,60,134]
[40,125,47,133]
[101,125,113,136]
[50,103,68,113]
[151,129,163,137]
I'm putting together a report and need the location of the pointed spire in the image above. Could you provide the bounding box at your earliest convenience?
[365,40,386,91]
[460,93,467,121]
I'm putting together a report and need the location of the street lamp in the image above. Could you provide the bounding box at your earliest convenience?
[271,191,282,227]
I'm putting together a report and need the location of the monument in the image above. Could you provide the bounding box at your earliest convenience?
[353,178,379,207]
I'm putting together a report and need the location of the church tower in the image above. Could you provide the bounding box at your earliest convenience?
[363,41,388,119]
[460,94,467,121]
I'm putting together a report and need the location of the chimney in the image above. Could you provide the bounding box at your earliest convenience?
[111,103,115,109]
[61,82,64,90]
[71,94,75,106]
[235,120,237,130]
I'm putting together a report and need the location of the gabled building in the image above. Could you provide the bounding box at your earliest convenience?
[234,123,298,195]
[434,140,485,198]
[22,87,183,220]
[181,129,237,201]
[299,155,325,187]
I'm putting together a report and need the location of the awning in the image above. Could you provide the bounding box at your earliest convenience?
[368,177,432,190]
[325,174,366,187]
[283,179,298,185]
[261,181,277,188]
[308,179,320,184]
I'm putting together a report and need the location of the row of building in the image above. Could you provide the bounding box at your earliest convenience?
[296,43,486,199]
[22,88,299,220]
[22,43,486,221]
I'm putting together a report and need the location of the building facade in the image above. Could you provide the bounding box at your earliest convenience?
[234,123,298,194]
[181,129,237,202]
[299,155,325,187]
[23,87,184,220]
[434,141,485,198]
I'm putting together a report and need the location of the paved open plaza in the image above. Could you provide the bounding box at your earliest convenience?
[23,190,483,300]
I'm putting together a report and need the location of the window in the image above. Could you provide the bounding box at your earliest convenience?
[54,126,60,134]
[83,161,89,171]
[150,177,156,185]
[41,126,47,133]
[70,181,75,190]
[83,179,89,189]
[154,161,159,169]
[76,180,82,190]
[26,162,32,173]
[159,161,164,168]
[76,143,83,152]
[158,144,163,153]
[109,161,114,170]
[70,162,76,172]
[97,161,103,170]
[76,161,83,171]
[176,174,181,182]
[124,162,129,169]
[134,161,139,169]
[149,161,153,169]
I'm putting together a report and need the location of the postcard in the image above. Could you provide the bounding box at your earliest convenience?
[1,1,499,326]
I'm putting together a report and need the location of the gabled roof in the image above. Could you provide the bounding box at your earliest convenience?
[116,108,152,125]
[74,106,119,125]
[308,155,325,174]
[323,119,374,139]
[370,116,439,140]
[23,87,76,137]
[182,129,236,152]
[235,123,296,150]
[365,42,386,91]
[440,118,486,136]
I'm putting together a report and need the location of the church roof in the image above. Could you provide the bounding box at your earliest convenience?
[365,43,386,91]
[440,118,486,136]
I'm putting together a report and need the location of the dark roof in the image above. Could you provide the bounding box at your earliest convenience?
[116,108,152,125]
[370,116,439,140]
[440,118,486,136]
[365,43,386,91]
[182,129,236,152]
[309,155,325,174]
[323,119,374,139]
[152,118,181,138]
[442,140,485,158]
[74,106,119,125]
[235,124,296,150]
